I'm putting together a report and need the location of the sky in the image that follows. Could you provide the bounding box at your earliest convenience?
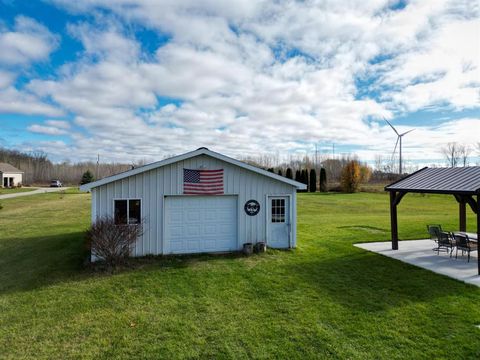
[0,0,479,167]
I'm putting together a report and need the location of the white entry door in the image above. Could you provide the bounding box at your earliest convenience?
[164,196,238,254]
[268,196,290,248]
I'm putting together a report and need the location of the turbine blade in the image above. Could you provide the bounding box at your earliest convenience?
[400,128,415,136]
[385,119,399,136]
[391,136,399,163]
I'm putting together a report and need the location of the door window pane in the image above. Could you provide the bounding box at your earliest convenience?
[271,199,285,223]
[114,200,128,224]
[129,199,141,224]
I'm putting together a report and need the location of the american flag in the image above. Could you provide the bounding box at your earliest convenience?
[183,168,224,195]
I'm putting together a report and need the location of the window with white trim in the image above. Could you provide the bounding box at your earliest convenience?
[114,199,141,225]
[271,199,285,223]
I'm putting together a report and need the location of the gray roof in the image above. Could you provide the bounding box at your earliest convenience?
[0,163,23,173]
[385,167,480,195]
[80,147,307,191]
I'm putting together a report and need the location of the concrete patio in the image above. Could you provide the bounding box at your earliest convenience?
[355,239,480,287]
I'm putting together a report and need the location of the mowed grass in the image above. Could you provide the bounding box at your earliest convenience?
[0,187,36,195]
[0,191,479,359]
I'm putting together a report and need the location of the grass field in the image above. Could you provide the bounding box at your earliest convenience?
[0,187,36,195]
[0,191,479,359]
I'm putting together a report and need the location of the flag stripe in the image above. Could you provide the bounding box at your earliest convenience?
[184,186,223,190]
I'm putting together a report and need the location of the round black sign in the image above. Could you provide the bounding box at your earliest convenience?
[244,200,260,216]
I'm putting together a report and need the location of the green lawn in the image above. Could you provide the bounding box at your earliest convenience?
[0,187,36,195]
[0,192,479,359]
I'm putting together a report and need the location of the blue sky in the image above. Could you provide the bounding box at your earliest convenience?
[0,0,479,168]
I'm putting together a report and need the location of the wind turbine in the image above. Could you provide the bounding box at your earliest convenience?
[385,119,415,175]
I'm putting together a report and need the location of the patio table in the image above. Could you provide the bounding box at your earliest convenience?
[454,232,478,242]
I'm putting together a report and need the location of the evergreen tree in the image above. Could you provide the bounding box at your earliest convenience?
[80,170,95,185]
[286,168,293,179]
[301,169,309,192]
[277,169,283,177]
[309,169,317,192]
[295,170,301,182]
[320,168,327,192]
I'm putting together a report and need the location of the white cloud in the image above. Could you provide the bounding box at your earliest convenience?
[27,124,68,136]
[0,86,64,116]
[0,70,14,88]
[45,120,71,129]
[67,22,140,62]
[377,18,480,111]
[0,16,58,66]
[8,0,479,163]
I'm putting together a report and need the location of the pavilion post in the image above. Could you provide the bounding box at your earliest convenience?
[459,199,466,232]
[390,191,399,250]
[477,194,479,275]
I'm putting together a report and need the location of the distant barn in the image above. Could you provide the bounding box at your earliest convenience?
[80,148,306,260]
[0,163,23,188]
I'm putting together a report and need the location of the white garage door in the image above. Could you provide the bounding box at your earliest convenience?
[164,196,238,254]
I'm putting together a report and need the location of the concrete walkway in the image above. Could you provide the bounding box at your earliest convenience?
[355,239,480,287]
[0,187,70,200]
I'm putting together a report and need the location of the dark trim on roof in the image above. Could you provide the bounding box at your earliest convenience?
[384,167,428,191]
[385,166,480,195]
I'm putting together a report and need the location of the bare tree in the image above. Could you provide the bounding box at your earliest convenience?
[441,142,462,167]
[458,144,471,167]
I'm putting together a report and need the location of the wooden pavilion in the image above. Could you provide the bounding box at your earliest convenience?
[385,167,480,274]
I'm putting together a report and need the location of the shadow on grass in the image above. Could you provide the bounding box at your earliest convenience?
[0,231,252,295]
[0,232,89,295]
[2,229,476,315]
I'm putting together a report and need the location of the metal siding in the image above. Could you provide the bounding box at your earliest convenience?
[92,154,297,257]
[91,188,97,222]
[292,191,297,247]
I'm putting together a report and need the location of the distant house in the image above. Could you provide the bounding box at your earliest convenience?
[80,148,306,260]
[0,163,24,188]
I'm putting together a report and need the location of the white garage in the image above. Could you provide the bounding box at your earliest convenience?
[80,148,306,261]
[0,163,24,188]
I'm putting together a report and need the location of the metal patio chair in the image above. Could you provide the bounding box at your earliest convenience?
[427,225,443,252]
[454,233,478,262]
[436,231,454,256]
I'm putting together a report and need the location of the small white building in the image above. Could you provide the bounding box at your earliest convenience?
[0,163,23,188]
[80,148,306,258]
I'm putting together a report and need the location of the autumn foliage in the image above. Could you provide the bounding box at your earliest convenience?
[341,160,362,193]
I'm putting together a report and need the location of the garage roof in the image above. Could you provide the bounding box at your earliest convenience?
[0,163,23,173]
[385,166,480,195]
[80,148,307,191]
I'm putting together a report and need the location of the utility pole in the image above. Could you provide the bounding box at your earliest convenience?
[332,143,335,159]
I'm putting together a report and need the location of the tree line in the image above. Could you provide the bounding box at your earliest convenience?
[0,148,131,185]
[266,159,372,193]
